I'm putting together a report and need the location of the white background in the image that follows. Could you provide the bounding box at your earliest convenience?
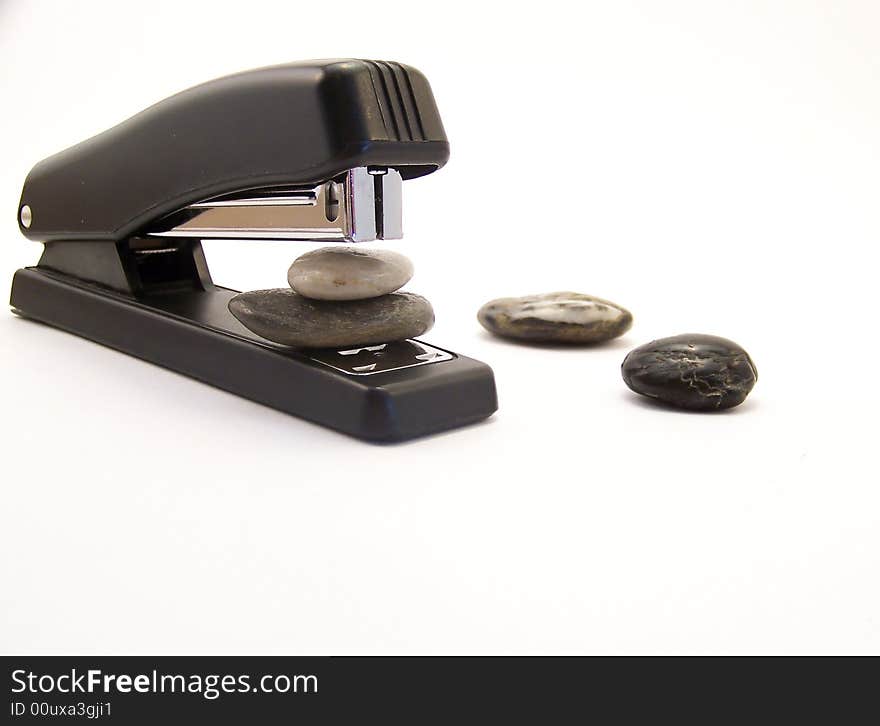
[1,1,878,654]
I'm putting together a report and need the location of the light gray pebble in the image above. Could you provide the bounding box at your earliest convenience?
[287,246,414,301]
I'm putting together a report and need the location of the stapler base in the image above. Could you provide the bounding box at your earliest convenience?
[10,267,498,442]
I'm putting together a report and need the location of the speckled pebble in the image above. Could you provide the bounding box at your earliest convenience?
[621,334,757,411]
[477,291,633,344]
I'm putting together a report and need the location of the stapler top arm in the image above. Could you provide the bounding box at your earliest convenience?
[17,59,449,245]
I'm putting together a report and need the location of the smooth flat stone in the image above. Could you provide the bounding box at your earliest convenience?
[477,292,633,344]
[228,289,434,349]
[621,334,757,411]
[287,246,414,301]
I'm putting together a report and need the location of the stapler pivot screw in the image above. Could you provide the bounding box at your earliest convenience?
[19,205,32,228]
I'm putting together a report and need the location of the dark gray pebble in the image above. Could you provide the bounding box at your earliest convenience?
[621,334,757,411]
[229,289,434,349]
[477,292,633,344]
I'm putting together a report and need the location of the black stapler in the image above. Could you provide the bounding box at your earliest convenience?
[11,60,497,441]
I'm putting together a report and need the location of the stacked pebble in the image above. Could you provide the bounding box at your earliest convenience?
[228,247,433,349]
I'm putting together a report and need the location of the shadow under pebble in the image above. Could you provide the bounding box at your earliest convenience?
[620,390,758,415]
[477,330,633,353]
